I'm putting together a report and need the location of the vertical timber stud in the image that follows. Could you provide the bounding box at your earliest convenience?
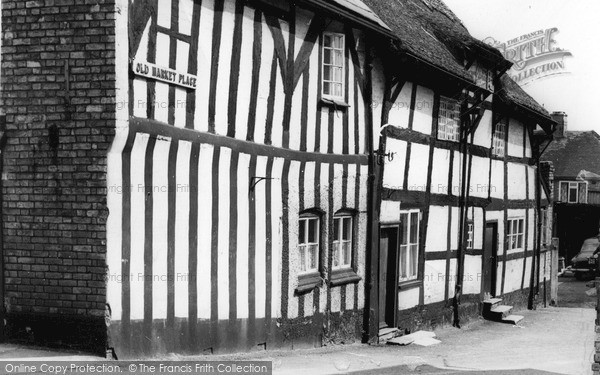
[364,38,379,344]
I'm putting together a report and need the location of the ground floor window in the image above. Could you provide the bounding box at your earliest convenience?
[399,210,420,282]
[299,214,320,274]
[333,215,353,269]
[507,218,524,251]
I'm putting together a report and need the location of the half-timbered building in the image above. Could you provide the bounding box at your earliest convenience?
[361,0,557,339]
[0,0,557,359]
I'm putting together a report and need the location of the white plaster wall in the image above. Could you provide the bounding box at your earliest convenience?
[507,118,524,157]
[430,149,451,195]
[412,85,434,135]
[423,260,446,304]
[407,143,430,191]
[507,163,527,200]
[382,138,407,190]
[470,155,490,198]
[490,159,504,199]
[425,206,447,251]
[473,109,493,148]
[387,82,412,128]
[398,287,420,310]
[463,255,482,295]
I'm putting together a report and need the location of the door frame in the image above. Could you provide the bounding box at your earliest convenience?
[379,224,400,328]
[482,220,499,298]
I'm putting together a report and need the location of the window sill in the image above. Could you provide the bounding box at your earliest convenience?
[329,268,361,287]
[398,279,421,291]
[320,97,350,109]
[295,272,322,296]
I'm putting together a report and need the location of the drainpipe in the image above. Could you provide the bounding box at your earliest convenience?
[454,92,473,328]
[363,40,379,344]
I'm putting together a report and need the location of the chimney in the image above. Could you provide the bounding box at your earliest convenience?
[551,111,567,139]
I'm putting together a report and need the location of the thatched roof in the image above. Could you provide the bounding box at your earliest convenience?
[314,0,552,121]
[360,0,508,81]
[498,75,552,118]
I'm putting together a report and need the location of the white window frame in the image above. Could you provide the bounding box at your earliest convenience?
[492,119,506,157]
[466,222,474,249]
[399,210,420,283]
[298,215,320,274]
[333,215,353,270]
[560,181,587,203]
[321,32,345,101]
[438,96,461,142]
[507,218,525,251]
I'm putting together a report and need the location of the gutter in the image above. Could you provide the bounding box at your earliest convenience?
[299,0,397,40]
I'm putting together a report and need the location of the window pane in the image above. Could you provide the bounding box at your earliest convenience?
[323,48,331,64]
[399,245,408,279]
[324,34,331,47]
[299,220,305,244]
[410,244,418,278]
[343,217,351,240]
[334,50,343,66]
[569,187,577,203]
[400,213,409,245]
[410,212,419,243]
[323,82,331,96]
[333,35,343,49]
[343,241,351,266]
[518,219,523,234]
[299,245,306,272]
[334,218,340,241]
[334,83,342,97]
[323,65,331,81]
[308,218,318,243]
[333,242,339,268]
[309,244,317,270]
[333,66,342,82]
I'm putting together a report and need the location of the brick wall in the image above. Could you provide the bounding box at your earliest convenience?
[1,0,115,353]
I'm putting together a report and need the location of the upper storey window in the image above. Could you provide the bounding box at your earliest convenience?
[438,96,461,142]
[322,33,345,100]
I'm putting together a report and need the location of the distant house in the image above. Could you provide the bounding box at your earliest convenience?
[542,112,600,205]
[542,112,600,263]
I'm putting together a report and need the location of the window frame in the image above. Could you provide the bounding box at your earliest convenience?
[507,218,525,251]
[466,221,474,250]
[560,181,588,203]
[437,96,461,142]
[332,214,353,270]
[321,32,346,101]
[398,209,420,283]
[492,118,507,157]
[298,213,320,275]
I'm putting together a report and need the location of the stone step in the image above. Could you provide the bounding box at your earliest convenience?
[387,330,436,346]
[378,327,400,343]
[485,304,513,321]
[482,298,503,307]
[502,314,524,325]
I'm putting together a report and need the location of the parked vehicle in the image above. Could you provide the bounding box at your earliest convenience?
[570,237,600,280]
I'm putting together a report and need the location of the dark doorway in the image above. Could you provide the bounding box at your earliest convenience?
[379,226,399,328]
[483,222,498,297]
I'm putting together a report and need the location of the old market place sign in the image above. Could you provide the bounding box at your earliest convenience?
[132,59,197,89]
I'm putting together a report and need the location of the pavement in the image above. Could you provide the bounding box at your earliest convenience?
[0,278,594,375]
[190,306,594,375]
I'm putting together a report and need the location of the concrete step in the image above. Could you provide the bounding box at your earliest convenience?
[483,298,503,307]
[485,304,513,321]
[378,327,400,343]
[502,314,524,325]
[387,330,436,346]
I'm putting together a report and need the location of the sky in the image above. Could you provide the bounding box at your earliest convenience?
[444,0,600,132]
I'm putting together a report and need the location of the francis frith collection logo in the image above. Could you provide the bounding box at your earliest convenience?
[484,27,572,85]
